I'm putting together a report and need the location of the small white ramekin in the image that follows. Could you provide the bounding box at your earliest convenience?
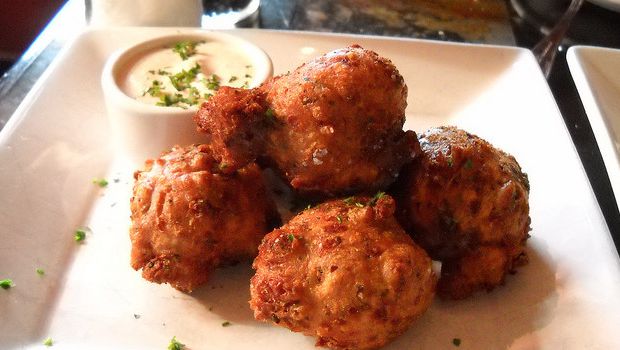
[101,31,273,165]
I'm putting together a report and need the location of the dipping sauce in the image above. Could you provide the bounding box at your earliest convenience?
[123,40,255,108]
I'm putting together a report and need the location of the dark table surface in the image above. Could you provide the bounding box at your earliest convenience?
[1,0,620,253]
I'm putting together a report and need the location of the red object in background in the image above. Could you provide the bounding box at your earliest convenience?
[0,0,66,60]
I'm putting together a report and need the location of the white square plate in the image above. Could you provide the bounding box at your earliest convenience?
[1,28,620,350]
[568,46,620,214]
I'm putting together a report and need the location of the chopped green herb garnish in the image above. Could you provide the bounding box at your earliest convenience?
[186,87,201,106]
[219,162,229,170]
[229,76,238,83]
[464,158,473,169]
[202,74,221,91]
[203,92,213,100]
[157,69,170,76]
[447,156,454,168]
[222,321,232,327]
[0,279,13,289]
[169,63,201,91]
[168,336,185,350]
[244,73,252,78]
[157,93,191,108]
[452,338,461,346]
[369,191,386,206]
[344,196,364,207]
[242,81,250,89]
[36,268,45,276]
[74,228,87,242]
[172,40,199,60]
[144,80,163,97]
[336,215,343,223]
[43,337,53,346]
[287,234,295,242]
[148,69,156,74]
[92,178,108,187]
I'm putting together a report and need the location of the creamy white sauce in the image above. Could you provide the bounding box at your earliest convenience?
[122,41,255,108]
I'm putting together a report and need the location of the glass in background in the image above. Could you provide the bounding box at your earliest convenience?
[85,0,203,27]
[201,0,261,28]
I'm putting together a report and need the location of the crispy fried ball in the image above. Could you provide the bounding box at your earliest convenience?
[195,45,418,197]
[396,126,530,300]
[130,144,278,292]
[250,195,436,350]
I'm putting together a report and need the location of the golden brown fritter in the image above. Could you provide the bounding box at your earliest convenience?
[396,126,530,300]
[250,195,436,350]
[195,45,418,197]
[193,87,269,174]
[130,144,278,292]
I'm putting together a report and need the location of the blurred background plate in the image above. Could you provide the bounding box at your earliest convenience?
[568,46,620,211]
[587,0,620,12]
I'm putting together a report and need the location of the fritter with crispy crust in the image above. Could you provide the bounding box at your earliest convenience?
[195,45,418,197]
[130,144,278,292]
[250,194,436,350]
[396,126,530,299]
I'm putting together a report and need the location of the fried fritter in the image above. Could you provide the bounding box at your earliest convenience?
[250,195,436,350]
[130,144,278,292]
[396,126,530,299]
[195,45,418,197]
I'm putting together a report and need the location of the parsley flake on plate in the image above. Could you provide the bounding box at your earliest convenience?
[43,337,53,346]
[36,268,45,276]
[74,228,87,242]
[92,178,108,187]
[168,336,185,350]
[222,321,232,327]
[0,279,13,289]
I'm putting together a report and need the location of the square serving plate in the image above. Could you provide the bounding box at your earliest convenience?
[567,46,620,214]
[1,28,619,350]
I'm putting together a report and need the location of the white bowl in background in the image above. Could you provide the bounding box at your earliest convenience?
[101,30,273,165]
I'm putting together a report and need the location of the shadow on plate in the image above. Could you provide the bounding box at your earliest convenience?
[386,240,557,349]
[190,261,258,325]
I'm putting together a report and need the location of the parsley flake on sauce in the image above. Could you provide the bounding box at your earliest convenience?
[287,234,295,242]
[203,74,221,91]
[144,80,163,97]
[36,268,45,276]
[168,336,185,350]
[0,279,13,289]
[172,41,200,60]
